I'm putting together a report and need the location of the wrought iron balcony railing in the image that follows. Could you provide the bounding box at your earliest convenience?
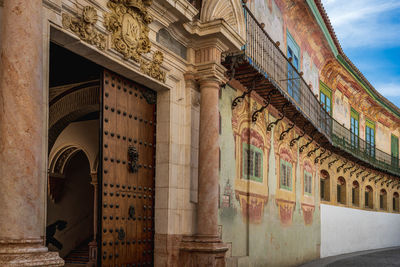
[232,4,400,177]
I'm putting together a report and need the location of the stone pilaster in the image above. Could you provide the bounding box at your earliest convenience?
[0,0,63,265]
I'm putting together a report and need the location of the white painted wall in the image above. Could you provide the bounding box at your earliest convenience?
[321,204,400,257]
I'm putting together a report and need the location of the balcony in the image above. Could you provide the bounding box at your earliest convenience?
[222,4,400,179]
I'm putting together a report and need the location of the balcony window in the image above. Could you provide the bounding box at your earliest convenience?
[380,189,387,211]
[287,31,300,103]
[365,185,373,209]
[391,135,399,168]
[320,83,332,115]
[242,143,263,182]
[352,180,360,207]
[320,170,330,201]
[350,108,359,149]
[393,192,399,212]
[365,120,375,158]
[280,159,292,191]
[304,170,312,195]
[337,177,346,205]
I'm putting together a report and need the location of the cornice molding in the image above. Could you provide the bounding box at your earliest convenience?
[183,19,245,52]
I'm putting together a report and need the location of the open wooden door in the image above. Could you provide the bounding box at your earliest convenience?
[100,70,156,266]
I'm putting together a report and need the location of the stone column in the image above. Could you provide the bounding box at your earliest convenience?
[196,77,221,237]
[179,47,229,266]
[0,1,63,265]
[88,172,98,266]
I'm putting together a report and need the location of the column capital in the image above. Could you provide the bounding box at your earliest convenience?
[195,61,228,86]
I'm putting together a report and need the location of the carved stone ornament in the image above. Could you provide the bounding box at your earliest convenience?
[62,6,106,50]
[104,0,166,82]
[140,51,166,83]
[140,87,157,104]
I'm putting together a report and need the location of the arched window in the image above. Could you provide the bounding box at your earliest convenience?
[393,192,399,212]
[337,177,346,205]
[380,189,387,210]
[320,170,330,201]
[365,185,373,209]
[352,181,360,207]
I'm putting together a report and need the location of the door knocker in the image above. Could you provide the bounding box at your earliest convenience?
[118,228,125,240]
[128,145,139,173]
[129,206,135,219]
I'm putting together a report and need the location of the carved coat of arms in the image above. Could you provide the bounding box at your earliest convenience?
[104,0,153,62]
[104,0,166,82]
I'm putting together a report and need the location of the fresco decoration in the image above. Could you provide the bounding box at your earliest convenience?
[232,95,270,224]
[299,141,317,225]
[273,119,298,226]
[219,179,237,218]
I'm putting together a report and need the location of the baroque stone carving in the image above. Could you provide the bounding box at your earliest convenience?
[140,87,157,104]
[62,6,106,50]
[140,51,166,83]
[104,0,166,82]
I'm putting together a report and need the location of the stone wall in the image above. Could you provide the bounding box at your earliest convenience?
[321,204,400,257]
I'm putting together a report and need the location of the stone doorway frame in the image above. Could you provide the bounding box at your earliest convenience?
[44,25,171,264]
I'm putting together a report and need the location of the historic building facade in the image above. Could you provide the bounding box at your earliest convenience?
[0,0,399,266]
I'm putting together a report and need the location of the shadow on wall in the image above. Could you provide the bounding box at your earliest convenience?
[47,151,94,258]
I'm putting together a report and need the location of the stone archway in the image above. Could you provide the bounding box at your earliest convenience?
[46,150,94,263]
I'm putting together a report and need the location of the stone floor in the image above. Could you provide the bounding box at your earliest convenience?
[299,247,400,267]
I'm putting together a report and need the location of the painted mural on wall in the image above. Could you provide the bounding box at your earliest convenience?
[218,86,321,266]
[253,0,284,47]
[303,51,319,95]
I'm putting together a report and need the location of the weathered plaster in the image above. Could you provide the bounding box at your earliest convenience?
[219,86,321,266]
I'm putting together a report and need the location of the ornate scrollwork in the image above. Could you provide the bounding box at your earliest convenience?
[336,160,348,173]
[350,165,359,177]
[314,148,326,163]
[328,157,339,169]
[319,151,332,164]
[128,145,139,173]
[62,6,106,50]
[140,87,157,104]
[267,102,289,131]
[104,0,166,82]
[141,51,166,83]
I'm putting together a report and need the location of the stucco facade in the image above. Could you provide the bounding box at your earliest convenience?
[0,0,399,266]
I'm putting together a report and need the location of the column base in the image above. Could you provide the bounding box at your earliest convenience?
[179,235,228,267]
[87,241,98,267]
[0,239,64,267]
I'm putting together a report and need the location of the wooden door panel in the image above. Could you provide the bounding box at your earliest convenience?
[101,70,156,266]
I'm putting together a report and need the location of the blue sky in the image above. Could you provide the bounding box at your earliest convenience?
[321,0,400,108]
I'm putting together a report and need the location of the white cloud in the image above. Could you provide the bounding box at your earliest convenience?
[376,83,400,97]
[321,0,400,48]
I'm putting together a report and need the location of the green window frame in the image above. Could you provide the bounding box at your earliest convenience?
[391,134,399,168]
[320,82,332,115]
[350,108,359,148]
[365,119,375,158]
[280,159,292,190]
[242,143,263,182]
[304,170,312,195]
